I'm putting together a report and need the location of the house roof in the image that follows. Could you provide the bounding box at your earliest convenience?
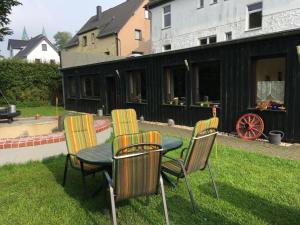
[14,35,58,58]
[147,0,174,9]
[7,39,28,50]
[65,0,145,48]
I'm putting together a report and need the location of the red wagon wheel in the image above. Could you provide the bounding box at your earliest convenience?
[236,113,264,141]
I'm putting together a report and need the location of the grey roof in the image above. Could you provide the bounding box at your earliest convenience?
[65,0,144,48]
[147,0,174,9]
[14,35,58,58]
[7,39,28,50]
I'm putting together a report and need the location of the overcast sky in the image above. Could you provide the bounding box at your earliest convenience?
[0,0,124,57]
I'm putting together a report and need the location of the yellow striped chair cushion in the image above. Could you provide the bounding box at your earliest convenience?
[112,131,162,201]
[64,114,97,167]
[111,109,139,136]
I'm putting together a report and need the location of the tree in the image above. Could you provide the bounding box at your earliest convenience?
[53,32,72,51]
[0,0,22,41]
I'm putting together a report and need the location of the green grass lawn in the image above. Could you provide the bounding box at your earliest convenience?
[18,105,68,117]
[0,142,299,225]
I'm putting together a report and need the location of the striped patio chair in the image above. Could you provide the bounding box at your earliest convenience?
[162,117,219,213]
[63,114,102,191]
[111,108,139,136]
[105,131,169,225]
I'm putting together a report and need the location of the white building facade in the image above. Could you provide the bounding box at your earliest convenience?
[149,0,300,53]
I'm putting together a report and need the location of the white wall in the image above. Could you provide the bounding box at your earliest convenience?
[27,40,60,63]
[150,0,300,53]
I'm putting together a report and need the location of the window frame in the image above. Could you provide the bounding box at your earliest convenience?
[42,44,47,51]
[80,76,100,99]
[190,60,222,108]
[197,0,204,9]
[82,36,87,47]
[162,5,171,28]
[135,29,142,41]
[251,54,287,108]
[91,33,95,44]
[68,77,78,98]
[225,32,232,41]
[161,64,187,106]
[126,70,147,104]
[247,2,263,30]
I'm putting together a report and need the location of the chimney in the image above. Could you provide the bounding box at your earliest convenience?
[96,6,102,20]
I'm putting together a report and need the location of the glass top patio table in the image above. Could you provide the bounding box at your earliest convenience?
[76,136,183,166]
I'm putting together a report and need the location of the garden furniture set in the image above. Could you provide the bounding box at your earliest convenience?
[62,108,219,225]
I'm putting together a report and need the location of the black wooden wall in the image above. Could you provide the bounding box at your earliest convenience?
[62,30,300,142]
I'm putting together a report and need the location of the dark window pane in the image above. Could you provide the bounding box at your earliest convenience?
[249,11,262,29]
[93,78,100,97]
[164,14,171,27]
[209,36,217,44]
[192,61,220,105]
[69,78,77,97]
[248,2,262,11]
[164,44,171,51]
[200,38,207,45]
[164,5,171,13]
[127,71,147,103]
[164,67,186,105]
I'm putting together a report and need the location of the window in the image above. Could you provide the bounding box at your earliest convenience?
[126,70,147,103]
[225,32,232,41]
[82,36,87,47]
[197,0,204,8]
[192,61,221,106]
[81,77,100,98]
[91,33,95,44]
[163,66,186,105]
[135,29,142,40]
[200,38,207,46]
[68,77,77,98]
[209,36,217,44]
[248,2,263,30]
[42,44,47,51]
[253,57,286,106]
[199,35,217,45]
[35,59,41,63]
[163,5,171,28]
[211,0,217,4]
[163,44,171,51]
[145,9,149,19]
[104,51,110,55]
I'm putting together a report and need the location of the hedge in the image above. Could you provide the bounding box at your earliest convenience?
[0,59,62,107]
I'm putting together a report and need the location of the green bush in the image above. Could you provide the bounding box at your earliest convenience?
[0,59,61,107]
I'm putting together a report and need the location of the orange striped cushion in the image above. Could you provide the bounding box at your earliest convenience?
[111,109,139,136]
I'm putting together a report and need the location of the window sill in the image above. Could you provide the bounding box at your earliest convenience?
[210,2,218,6]
[79,97,100,101]
[162,104,186,107]
[67,97,78,100]
[162,26,171,30]
[127,102,148,105]
[190,105,221,109]
[248,108,287,113]
[245,27,262,33]
[197,7,204,10]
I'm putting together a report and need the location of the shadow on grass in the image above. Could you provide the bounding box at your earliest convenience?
[155,194,239,225]
[200,182,300,225]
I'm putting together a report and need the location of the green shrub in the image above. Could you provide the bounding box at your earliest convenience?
[0,59,61,107]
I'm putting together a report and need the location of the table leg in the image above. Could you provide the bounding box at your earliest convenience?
[80,161,88,197]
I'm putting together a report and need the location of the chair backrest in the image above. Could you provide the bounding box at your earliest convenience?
[184,117,219,174]
[111,108,139,136]
[112,131,162,201]
[64,114,97,164]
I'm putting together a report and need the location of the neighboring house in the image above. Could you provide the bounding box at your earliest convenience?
[7,35,60,64]
[61,0,150,68]
[148,0,300,53]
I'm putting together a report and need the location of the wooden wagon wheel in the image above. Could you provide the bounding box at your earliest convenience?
[236,113,264,141]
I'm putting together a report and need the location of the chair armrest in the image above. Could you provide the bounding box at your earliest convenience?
[180,148,188,159]
[104,170,113,187]
[163,155,184,165]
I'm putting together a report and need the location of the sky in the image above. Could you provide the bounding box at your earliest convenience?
[0,0,124,57]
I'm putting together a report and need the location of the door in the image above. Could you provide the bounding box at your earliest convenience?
[105,76,116,115]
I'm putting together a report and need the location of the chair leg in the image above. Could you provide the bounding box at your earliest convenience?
[160,176,170,225]
[80,161,88,197]
[182,173,196,213]
[109,185,117,225]
[207,161,219,199]
[62,154,69,186]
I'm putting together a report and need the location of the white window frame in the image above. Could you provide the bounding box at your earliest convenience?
[42,44,47,51]
[199,35,217,46]
[162,5,171,28]
[247,2,263,31]
[135,29,142,40]
[197,0,204,9]
[145,9,149,19]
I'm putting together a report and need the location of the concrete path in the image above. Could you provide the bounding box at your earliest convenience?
[0,128,112,166]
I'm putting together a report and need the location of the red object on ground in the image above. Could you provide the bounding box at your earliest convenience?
[236,113,264,141]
